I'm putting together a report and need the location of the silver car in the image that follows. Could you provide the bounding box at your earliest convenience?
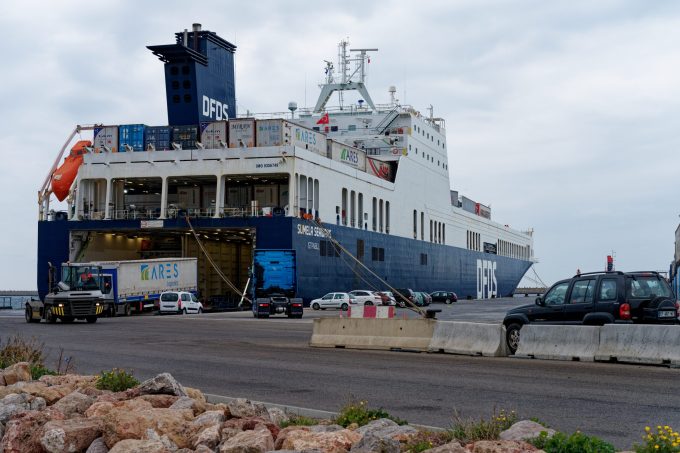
[310,292,356,311]
[159,291,203,315]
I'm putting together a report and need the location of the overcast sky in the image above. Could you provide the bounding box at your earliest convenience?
[1,0,679,290]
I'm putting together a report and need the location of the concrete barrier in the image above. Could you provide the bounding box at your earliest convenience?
[310,317,436,351]
[514,325,600,361]
[428,321,507,357]
[595,324,680,365]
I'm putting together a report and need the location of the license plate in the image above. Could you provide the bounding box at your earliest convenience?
[658,311,676,318]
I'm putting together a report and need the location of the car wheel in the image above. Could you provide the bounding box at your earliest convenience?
[183,308,187,315]
[506,323,522,354]
[198,308,203,314]
[341,303,348,311]
[312,303,320,310]
[86,316,98,324]
[365,301,373,306]
[445,298,451,304]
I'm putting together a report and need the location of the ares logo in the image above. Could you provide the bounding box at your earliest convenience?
[202,95,229,120]
[476,259,498,299]
[294,128,317,145]
[340,148,359,165]
[140,263,180,281]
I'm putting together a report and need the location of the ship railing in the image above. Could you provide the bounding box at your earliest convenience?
[237,103,417,120]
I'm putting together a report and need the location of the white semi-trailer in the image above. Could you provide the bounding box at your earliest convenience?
[83,258,198,315]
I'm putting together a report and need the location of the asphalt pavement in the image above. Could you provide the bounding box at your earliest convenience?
[0,299,678,450]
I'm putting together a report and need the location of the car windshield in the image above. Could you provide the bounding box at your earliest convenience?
[627,276,673,299]
[161,293,179,302]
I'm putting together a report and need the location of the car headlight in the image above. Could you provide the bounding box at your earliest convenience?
[58,303,64,307]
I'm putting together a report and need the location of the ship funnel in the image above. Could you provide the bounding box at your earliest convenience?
[192,23,202,32]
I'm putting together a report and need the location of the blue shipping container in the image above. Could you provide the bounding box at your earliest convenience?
[144,126,171,151]
[118,124,147,152]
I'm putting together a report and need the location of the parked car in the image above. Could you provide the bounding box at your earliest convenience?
[375,291,397,306]
[503,271,679,354]
[393,289,417,308]
[349,290,383,306]
[414,292,431,306]
[310,292,356,311]
[159,291,203,315]
[430,291,458,304]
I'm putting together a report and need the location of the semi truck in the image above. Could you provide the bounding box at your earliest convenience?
[251,250,303,318]
[78,258,198,315]
[26,262,106,323]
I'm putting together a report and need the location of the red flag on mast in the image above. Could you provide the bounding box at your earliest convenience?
[316,113,329,125]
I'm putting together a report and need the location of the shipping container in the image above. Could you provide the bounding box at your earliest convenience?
[328,140,366,171]
[461,196,476,214]
[256,119,289,146]
[229,119,255,148]
[366,157,394,182]
[475,203,491,219]
[118,124,147,152]
[171,125,199,150]
[290,123,326,155]
[144,126,171,151]
[93,126,118,153]
[200,121,228,149]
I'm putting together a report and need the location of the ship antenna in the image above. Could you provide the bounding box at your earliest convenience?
[313,39,378,113]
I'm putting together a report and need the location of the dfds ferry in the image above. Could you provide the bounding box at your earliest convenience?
[37,24,535,305]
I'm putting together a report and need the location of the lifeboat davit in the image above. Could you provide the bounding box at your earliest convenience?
[51,140,92,202]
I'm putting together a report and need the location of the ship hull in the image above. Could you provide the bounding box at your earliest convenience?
[37,217,531,303]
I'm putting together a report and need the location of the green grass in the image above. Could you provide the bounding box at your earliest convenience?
[279,415,318,428]
[95,368,140,392]
[448,409,518,443]
[528,431,615,453]
[334,399,407,427]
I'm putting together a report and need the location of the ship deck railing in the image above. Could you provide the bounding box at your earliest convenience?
[82,206,284,221]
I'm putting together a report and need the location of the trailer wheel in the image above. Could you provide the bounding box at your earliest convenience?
[25,305,38,323]
[109,305,117,317]
[124,304,131,316]
[86,316,98,324]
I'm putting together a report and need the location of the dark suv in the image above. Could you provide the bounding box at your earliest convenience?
[393,289,416,308]
[503,271,678,353]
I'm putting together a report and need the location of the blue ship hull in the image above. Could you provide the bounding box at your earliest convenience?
[37,217,531,303]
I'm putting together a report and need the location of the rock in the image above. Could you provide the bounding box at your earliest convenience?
[0,403,25,424]
[101,408,194,449]
[274,427,311,450]
[80,387,106,398]
[195,446,216,453]
[467,440,543,453]
[350,432,401,453]
[0,409,65,453]
[266,407,289,425]
[86,437,110,453]
[170,396,202,414]
[40,418,103,453]
[0,374,6,386]
[138,373,187,397]
[0,422,4,442]
[144,428,180,451]
[309,424,344,433]
[86,398,154,418]
[31,397,47,411]
[206,402,229,413]
[421,440,466,453]
[1,392,31,406]
[1,362,31,385]
[53,391,95,417]
[279,429,362,453]
[194,423,221,450]
[219,426,275,453]
[40,374,99,389]
[355,419,418,443]
[9,382,76,404]
[138,394,180,408]
[185,387,207,413]
[499,421,555,442]
[226,398,268,419]
[193,410,226,428]
[221,427,242,442]
[108,439,170,453]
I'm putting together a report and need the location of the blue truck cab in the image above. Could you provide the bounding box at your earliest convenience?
[251,250,303,319]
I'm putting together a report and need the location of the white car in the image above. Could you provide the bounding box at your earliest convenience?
[349,290,383,306]
[310,292,356,311]
[159,291,203,314]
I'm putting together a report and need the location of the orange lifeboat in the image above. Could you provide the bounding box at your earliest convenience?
[51,140,91,202]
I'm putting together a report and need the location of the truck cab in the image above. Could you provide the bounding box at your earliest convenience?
[26,263,106,323]
[251,250,303,319]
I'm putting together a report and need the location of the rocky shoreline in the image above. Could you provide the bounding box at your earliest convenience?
[0,362,633,452]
